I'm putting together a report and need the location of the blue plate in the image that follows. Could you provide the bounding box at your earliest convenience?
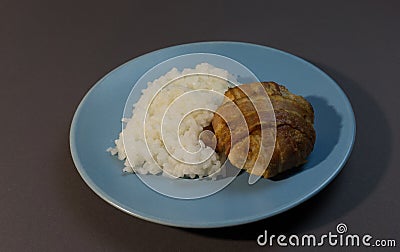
[70,42,355,228]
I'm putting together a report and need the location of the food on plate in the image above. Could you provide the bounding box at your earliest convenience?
[108,63,231,179]
[212,82,316,178]
[108,62,315,180]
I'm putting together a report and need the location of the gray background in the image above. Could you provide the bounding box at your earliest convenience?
[1,0,399,251]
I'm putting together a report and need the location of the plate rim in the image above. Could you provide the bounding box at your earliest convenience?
[69,41,356,228]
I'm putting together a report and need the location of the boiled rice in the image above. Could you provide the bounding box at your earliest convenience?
[108,63,233,178]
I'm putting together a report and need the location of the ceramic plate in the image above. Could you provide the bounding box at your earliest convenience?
[70,42,355,228]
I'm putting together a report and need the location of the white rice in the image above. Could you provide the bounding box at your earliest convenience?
[108,63,232,178]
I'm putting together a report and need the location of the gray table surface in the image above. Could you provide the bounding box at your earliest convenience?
[1,0,399,251]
